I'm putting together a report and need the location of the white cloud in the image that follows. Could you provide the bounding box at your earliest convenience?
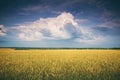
[18,32,43,41]
[75,36,105,44]
[0,25,7,36]
[15,12,77,40]
[98,19,120,28]
[13,12,105,43]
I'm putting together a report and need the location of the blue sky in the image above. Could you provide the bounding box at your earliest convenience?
[0,0,120,48]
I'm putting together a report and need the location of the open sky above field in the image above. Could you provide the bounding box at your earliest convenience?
[0,0,120,48]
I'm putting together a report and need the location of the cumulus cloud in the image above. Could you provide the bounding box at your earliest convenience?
[15,12,76,40]
[0,25,7,36]
[12,12,104,43]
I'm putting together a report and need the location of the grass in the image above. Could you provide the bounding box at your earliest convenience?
[0,49,120,80]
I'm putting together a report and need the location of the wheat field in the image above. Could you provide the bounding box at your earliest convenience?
[0,49,120,80]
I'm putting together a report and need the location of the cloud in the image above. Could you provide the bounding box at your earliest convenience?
[0,25,7,36]
[98,20,120,28]
[97,12,120,28]
[22,5,43,11]
[21,5,51,13]
[11,12,105,44]
[15,12,76,40]
[75,36,105,44]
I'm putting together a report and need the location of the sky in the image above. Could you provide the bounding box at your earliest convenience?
[0,0,120,48]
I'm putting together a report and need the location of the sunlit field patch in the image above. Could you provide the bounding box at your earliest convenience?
[0,49,120,80]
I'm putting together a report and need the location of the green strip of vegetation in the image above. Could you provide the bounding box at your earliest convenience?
[0,47,120,50]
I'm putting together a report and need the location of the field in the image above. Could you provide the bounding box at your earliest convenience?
[0,49,120,80]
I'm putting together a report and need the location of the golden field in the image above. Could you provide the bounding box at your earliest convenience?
[0,49,120,80]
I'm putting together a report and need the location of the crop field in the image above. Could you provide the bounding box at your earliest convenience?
[0,49,120,80]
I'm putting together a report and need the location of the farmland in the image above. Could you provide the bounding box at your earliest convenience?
[0,49,120,80]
